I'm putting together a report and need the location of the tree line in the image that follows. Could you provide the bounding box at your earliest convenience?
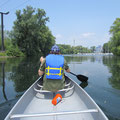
[57,44,96,54]
[103,18,120,56]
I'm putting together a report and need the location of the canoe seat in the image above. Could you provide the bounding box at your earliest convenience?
[34,80,74,93]
[34,85,74,93]
[37,81,71,88]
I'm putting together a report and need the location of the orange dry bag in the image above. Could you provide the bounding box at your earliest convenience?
[52,94,62,105]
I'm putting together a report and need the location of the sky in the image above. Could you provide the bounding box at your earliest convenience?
[0,0,120,48]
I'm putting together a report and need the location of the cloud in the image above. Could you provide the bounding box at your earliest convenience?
[54,32,111,47]
[69,32,96,41]
[80,32,96,38]
[54,33,65,44]
[55,34,62,39]
[67,32,97,47]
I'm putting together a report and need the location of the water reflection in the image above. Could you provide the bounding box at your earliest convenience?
[0,58,23,102]
[64,55,103,63]
[0,57,40,103]
[1,62,8,101]
[65,55,120,90]
[103,56,120,90]
[9,57,40,92]
[64,55,89,63]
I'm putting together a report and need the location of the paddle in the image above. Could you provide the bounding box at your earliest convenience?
[69,72,88,82]
[79,81,88,88]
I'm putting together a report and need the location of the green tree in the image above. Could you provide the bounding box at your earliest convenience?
[11,6,55,56]
[57,44,72,54]
[0,28,12,50]
[90,46,96,53]
[109,18,120,55]
[103,43,109,53]
[103,41,112,53]
[57,44,92,54]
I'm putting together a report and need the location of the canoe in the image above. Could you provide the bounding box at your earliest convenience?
[5,75,108,120]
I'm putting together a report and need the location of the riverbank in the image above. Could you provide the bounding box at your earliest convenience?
[0,51,7,56]
[0,50,25,58]
[0,56,16,58]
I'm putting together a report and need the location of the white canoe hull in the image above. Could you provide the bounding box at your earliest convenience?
[5,76,108,120]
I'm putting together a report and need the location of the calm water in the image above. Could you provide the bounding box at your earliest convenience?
[0,54,120,120]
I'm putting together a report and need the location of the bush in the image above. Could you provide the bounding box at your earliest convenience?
[6,45,25,57]
[112,46,120,56]
[0,52,7,56]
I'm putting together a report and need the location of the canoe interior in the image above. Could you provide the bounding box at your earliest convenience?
[5,76,108,120]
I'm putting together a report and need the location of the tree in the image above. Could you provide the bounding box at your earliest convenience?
[103,43,109,53]
[90,46,96,53]
[57,44,92,54]
[109,18,120,55]
[0,28,11,50]
[11,6,55,56]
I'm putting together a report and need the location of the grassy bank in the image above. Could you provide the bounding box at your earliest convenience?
[0,52,7,57]
[0,49,25,58]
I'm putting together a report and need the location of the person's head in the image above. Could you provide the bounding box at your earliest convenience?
[50,45,60,54]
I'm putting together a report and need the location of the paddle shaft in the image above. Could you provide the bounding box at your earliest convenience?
[70,72,77,76]
[69,72,88,82]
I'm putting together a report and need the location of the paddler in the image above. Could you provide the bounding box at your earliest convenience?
[38,45,70,92]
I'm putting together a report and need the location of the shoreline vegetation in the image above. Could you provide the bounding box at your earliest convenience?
[0,43,102,58]
[0,6,120,57]
[0,42,102,58]
[0,51,113,59]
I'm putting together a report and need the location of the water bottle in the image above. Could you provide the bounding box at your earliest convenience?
[52,94,62,105]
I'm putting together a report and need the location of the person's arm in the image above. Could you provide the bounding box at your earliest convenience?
[38,69,44,76]
[38,58,45,76]
[40,56,44,63]
[64,59,70,73]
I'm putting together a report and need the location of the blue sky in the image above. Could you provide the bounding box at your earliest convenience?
[0,0,120,47]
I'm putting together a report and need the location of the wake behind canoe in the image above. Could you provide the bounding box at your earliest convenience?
[5,76,108,120]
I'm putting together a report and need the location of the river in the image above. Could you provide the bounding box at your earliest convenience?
[0,54,120,120]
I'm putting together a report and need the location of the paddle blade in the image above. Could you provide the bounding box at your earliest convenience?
[79,81,88,89]
[77,75,88,82]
